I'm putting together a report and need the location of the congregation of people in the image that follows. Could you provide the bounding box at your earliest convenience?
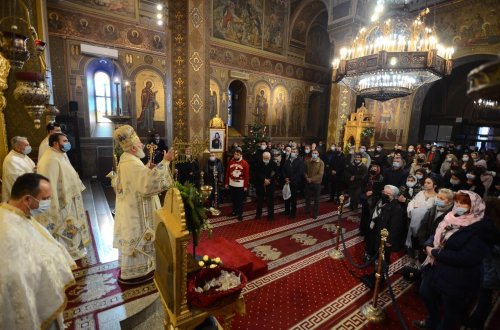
[2,122,500,329]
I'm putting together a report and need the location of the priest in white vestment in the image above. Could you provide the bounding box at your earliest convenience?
[36,132,90,260]
[2,136,36,202]
[0,173,76,330]
[113,125,174,283]
[38,122,62,162]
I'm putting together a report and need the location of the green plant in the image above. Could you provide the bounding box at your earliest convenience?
[176,182,212,249]
[361,127,375,137]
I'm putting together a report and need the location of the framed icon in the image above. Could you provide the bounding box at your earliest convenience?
[209,128,225,152]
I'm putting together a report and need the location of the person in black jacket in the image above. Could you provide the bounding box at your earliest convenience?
[254,151,278,221]
[414,190,490,330]
[345,153,367,210]
[383,157,408,188]
[204,152,224,208]
[360,164,384,236]
[282,147,304,219]
[372,143,387,168]
[327,146,345,202]
[176,147,200,187]
[147,132,168,165]
[365,185,406,262]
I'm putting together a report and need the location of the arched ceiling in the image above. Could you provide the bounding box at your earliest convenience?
[290,0,328,45]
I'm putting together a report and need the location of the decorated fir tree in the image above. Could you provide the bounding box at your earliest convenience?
[242,108,267,161]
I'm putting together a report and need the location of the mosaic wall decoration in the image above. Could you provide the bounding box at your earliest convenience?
[57,0,139,20]
[263,0,287,54]
[135,70,165,137]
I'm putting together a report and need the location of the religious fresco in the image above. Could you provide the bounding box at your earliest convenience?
[212,0,264,49]
[435,0,500,49]
[209,80,221,121]
[364,97,411,146]
[305,25,331,67]
[263,0,287,54]
[290,88,305,136]
[290,1,326,44]
[271,85,288,136]
[252,82,271,126]
[58,0,138,20]
[135,70,165,137]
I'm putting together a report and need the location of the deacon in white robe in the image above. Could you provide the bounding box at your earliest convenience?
[113,125,174,282]
[36,133,90,260]
[0,173,76,330]
[38,122,62,162]
[2,136,36,202]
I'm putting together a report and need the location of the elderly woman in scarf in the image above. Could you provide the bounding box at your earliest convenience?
[414,190,490,330]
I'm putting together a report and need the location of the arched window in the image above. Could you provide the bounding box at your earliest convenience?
[227,89,233,126]
[94,71,112,123]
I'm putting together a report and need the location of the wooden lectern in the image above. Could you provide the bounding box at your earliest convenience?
[154,187,245,329]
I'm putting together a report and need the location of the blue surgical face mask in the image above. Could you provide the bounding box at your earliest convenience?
[455,206,469,216]
[311,154,318,160]
[263,160,270,165]
[393,161,400,168]
[415,174,423,180]
[29,196,51,216]
[406,181,416,188]
[23,146,32,155]
[62,142,71,152]
[435,199,446,207]
[290,152,297,159]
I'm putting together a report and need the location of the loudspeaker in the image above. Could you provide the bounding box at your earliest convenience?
[69,101,78,112]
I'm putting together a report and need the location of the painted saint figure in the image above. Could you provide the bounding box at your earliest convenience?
[274,92,286,136]
[139,81,159,133]
[255,89,268,124]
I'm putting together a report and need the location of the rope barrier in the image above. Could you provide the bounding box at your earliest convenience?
[383,259,410,330]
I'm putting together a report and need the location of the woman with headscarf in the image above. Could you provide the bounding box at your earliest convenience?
[414,191,490,330]
[440,153,458,177]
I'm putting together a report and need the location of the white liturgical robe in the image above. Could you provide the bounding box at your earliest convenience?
[38,135,50,162]
[2,150,36,202]
[114,152,173,280]
[36,147,90,260]
[0,203,76,330]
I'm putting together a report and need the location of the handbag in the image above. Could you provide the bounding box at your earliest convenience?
[282,183,291,200]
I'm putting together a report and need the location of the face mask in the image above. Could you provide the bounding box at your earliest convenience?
[285,151,291,156]
[29,196,51,216]
[406,181,416,188]
[305,149,310,154]
[462,156,469,162]
[186,154,192,159]
[209,156,216,162]
[416,174,423,180]
[263,160,270,165]
[446,157,452,162]
[370,169,378,175]
[349,150,354,154]
[396,146,402,150]
[311,154,318,160]
[261,145,267,150]
[434,199,446,207]
[61,142,71,152]
[274,157,281,163]
[426,145,431,149]
[376,147,382,152]
[450,179,459,185]
[466,173,476,180]
[359,148,366,153]
[392,162,400,168]
[455,206,469,215]
[408,148,414,152]
[331,146,336,151]
[381,194,391,204]
[22,146,32,155]
[155,138,160,143]
[431,148,436,152]
[440,149,445,153]
[354,159,361,164]
[291,152,297,159]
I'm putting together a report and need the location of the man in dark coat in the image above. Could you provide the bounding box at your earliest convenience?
[383,157,408,188]
[345,153,368,210]
[282,147,304,219]
[326,146,345,202]
[176,147,200,187]
[147,132,168,165]
[254,151,278,221]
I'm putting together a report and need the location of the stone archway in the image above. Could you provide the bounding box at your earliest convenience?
[228,80,247,136]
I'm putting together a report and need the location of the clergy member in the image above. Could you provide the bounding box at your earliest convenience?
[36,132,90,260]
[38,122,62,162]
[2,136,36,202]
[113,125,174,283]
[0,173,76,330]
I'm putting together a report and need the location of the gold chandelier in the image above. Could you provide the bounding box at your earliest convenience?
[332,0,454,101]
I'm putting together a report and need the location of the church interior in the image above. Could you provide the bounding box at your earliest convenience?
[1,0,500,329]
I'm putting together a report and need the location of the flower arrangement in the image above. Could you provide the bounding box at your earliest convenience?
[198,255,222,269]
[361,127,375,137]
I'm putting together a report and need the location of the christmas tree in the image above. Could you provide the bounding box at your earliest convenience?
[242,108,267,161]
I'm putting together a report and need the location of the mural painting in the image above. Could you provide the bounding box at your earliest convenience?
[135,70,165,137]
[212,0,264,49]
[290,88,305,136]
[305,24,331,67]
[209,80,221,122]
[59,0,138,20]
[252,82,271,127]
[435,0,500,49]
[271,85,288,136]
[364,97,410,146]
[263,0,287,54]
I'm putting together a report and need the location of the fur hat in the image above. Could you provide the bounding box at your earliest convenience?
[113,125,140,150]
